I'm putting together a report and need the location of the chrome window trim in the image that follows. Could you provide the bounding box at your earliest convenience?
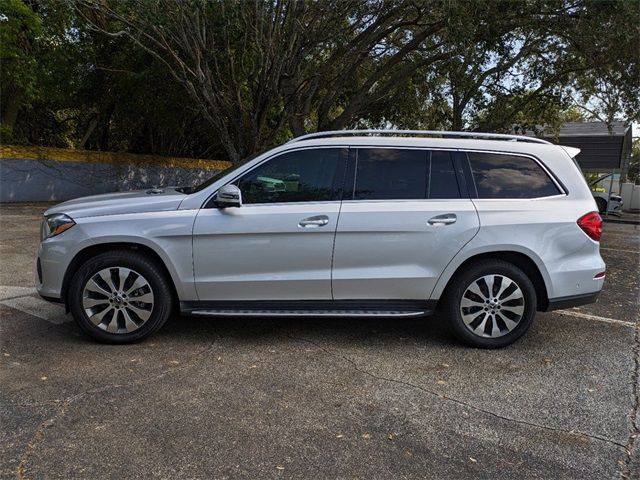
[336,144,566,200]
[204,144,566,207]
[349,146,463,202]
[204,145,349,208]
[470,194,568,202]
[221,200,343,207]
[340,198,473,204]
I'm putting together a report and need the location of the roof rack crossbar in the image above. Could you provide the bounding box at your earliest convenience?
[289,129,552,145]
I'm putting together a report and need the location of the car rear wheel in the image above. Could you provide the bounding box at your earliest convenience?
[69,250,173,344]
[443,259,537,348]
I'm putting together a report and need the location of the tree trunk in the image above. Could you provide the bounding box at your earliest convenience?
[451,109,464,131]
[78,116,98,149]
[451,87,464,131]
[98,102,115,151]
[1,85,23,132]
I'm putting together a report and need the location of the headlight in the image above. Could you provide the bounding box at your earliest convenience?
[41,214,76,240]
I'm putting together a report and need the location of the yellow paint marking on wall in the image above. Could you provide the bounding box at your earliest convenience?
[0,145,232,171]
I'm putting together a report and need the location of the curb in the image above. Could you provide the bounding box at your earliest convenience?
[603,218,640,226]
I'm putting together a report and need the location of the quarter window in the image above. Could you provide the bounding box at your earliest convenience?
[353,149,460,200]
[236,148,343,204]
[468,152,561,199]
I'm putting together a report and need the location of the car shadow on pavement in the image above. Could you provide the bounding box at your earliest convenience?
[154,311,461,349]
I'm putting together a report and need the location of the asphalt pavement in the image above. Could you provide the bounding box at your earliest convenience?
[1,203,638,479]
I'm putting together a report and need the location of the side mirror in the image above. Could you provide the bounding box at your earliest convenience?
[215,184,242,208]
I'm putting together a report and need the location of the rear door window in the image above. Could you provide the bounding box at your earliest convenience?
[428,151,461,199]
[352,148,460,200]
[467,152,561,199]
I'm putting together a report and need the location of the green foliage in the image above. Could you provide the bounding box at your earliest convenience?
[0,0,43,140]
[0,0,637,163]
[629,138,640,184]
[0,0,42,97]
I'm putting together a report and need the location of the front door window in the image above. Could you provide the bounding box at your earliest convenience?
[237,148,344,204]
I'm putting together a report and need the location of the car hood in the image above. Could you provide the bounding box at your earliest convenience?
[44,188,187,219]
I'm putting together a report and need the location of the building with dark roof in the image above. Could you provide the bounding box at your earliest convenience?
[513,121,633,177]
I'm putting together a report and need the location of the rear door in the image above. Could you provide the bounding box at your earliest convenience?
[331,147,480,300]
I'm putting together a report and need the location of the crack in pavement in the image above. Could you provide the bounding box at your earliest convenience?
[287,334,629,452]
[15,395,77,480]
[0,287,38,301]
[621,323,640,480]
[0,294,39,302]
[13,333,222,479]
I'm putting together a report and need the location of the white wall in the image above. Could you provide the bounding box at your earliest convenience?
[620,183,640,211]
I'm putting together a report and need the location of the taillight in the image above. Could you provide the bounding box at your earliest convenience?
[577,212,602,241]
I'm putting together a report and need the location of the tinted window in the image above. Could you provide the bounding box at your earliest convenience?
[353,149,460,200]
[237,148,343,204]
[354,149,427,200]
[468,153,561,199]
[428,151,461,199]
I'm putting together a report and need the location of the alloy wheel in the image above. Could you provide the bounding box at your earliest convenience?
[459,274,525,338]
[82,267,154,334]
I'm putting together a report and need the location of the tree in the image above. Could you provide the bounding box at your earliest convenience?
[0,0,42,138]
[629,138,640,184]
[3,0,637,162]
[76,0,455,162]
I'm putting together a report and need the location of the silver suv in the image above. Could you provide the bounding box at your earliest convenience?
[37,130,605,348]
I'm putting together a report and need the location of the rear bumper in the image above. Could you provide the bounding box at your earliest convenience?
[544,291,600,311]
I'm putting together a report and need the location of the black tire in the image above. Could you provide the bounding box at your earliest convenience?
[69,250,174,344]
[595,197,607,214]
[442,259,537,348]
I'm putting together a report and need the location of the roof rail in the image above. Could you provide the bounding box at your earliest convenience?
[289,129,552,145]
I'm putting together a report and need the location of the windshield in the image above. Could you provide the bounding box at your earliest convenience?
[177,150,266,194]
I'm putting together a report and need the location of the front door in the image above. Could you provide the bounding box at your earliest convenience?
[332,148,480,300]
[193,147,347,301]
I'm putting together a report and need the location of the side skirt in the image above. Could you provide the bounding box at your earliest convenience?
[180,300,437,318]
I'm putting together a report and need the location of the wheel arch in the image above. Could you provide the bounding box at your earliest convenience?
[61,242,180,311]
[432,249,551,311]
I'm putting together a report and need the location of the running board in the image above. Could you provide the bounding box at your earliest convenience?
[180,300,436,318]
[188,309,426,318]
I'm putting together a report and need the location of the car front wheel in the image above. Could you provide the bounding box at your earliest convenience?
[443,259,537,348]
[69,250,173,343]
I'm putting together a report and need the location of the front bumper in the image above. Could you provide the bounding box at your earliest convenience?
[36,234,81,301]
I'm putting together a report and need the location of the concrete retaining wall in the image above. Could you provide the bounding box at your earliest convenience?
[3,145,639,210]
[0,145,231,202]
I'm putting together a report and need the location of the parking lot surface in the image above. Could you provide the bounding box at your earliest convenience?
[1,203,638,479]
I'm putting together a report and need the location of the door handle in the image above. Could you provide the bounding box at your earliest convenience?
[428,213,457,226]
[299,215,330,228]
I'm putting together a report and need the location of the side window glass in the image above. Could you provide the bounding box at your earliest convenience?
[352,149,461,200]
[468,153,561,199]
[237,149,342,204]
[354,149,428,200]
[428,151,461,199]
